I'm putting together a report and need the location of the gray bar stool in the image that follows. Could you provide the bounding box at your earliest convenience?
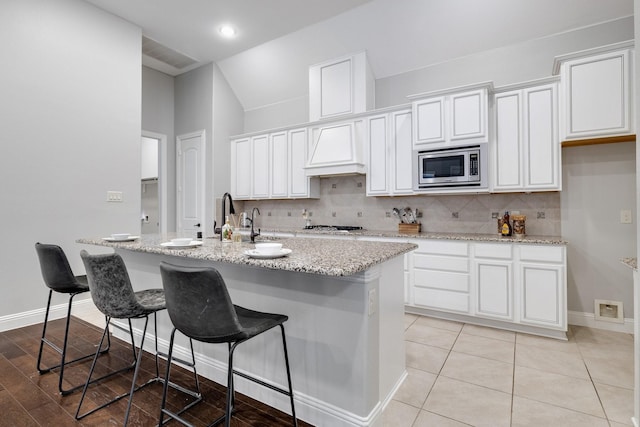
[76,251,200,426]
[158,262,297,427]
[34,242,110,395]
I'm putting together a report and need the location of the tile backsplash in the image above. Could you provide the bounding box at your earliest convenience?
[233,176,561,236]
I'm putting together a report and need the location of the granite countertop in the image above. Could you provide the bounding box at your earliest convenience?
[77,235,417,277]
[246,227,567,245]
[621,257,637,270]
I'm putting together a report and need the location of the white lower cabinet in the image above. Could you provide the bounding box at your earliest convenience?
[411,240,470,314]
[518,244,566,329]
[473,243,514,321]
[408,239,567,336]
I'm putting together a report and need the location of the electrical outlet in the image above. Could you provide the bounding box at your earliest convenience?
[368,289,377,316]
[621,210,633,224]
[107,191,123,202]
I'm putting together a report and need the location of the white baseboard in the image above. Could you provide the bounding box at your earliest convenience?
[0,298,96,333]
[110,321,391,427]
[568,310,634,334]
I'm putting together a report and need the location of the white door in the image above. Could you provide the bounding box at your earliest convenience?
[141,131,168,234]
[176,130,205,236]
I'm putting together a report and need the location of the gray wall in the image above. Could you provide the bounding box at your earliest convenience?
[174,63,244,235]
[142,66,176,230]
[0,0,142,316]
[561,143,636,314]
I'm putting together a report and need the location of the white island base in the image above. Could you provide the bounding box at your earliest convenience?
[108,249,406,427]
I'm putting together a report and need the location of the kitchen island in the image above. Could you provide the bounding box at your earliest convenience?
[77,235,417,427]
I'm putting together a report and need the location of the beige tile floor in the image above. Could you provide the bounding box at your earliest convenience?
[383,314,635,427]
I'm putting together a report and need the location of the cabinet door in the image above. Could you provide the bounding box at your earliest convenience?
[561,49,632,140]
[475,260,513,320]
[493,90,523,190]
[392,110,414,194]
[232,138,251,199]
[309,57,352,121]
[525,84,559,190]
[413,96,446,146]
[289,128,309,198]
[270,131,288,198]
[450,89,487,142]
[520,263,565,329]
[251,135,269,199]
[366,114,389,195]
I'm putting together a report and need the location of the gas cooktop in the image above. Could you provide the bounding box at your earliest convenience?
[303,225,364,231]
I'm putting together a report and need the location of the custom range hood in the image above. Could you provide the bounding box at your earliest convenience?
[304,119,366,176]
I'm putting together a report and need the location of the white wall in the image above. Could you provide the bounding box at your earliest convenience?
[561,143,637,314]
[0,0,142,318]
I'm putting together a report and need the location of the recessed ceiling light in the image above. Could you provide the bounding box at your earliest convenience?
[219,25,236,38]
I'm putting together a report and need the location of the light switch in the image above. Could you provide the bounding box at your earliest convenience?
[107,191,123,202]
[620,209,632,224]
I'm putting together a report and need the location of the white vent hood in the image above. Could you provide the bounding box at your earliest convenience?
[305,119,366,176]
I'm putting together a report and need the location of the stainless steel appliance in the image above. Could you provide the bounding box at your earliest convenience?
[413,144,488,190]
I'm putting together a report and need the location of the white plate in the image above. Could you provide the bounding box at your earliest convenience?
[244,248,292,259]
[102,236,140,242]
[160,241,203,248]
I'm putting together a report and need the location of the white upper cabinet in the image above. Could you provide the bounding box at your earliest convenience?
[289,128,319,198]
[270,131,289,199]
[410,83,491,149]
[231,137,251,199]
[492,79,560,192]
[251,134,270,199]
[309,51,375,122]
[553,42,634,142]
[231,129,318,201]
[366,109,414,196]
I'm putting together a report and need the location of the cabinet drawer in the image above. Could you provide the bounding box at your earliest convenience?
[519,245,564,263]
[414,240,468,256]
[414,254,469,272]
[414,287,469,313]
[414,270,469,292]
[474,243,513,259]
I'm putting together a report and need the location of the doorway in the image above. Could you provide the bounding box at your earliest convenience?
[141,131,168,234]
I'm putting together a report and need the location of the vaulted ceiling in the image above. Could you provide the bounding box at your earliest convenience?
[84,0,633,111]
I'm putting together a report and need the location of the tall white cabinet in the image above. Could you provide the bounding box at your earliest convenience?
[492,79,560,192]
[553,41,634,142]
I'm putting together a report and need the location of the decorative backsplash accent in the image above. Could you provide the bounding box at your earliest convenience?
[234,176,561,236]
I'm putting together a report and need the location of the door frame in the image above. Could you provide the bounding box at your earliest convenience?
[176,130,206,235]
[142,130,168,234]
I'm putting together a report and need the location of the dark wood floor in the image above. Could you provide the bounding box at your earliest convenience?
[0,316,308,426]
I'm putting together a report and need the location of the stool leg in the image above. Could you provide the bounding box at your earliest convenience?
[123,315,149,426]
[36,290,54,374]
[159,328,176,427]
[225,342,241,427]
[279,325,297,427]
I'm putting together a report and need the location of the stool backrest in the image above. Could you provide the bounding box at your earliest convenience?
[160,262,243,342]
[35,242,77,291]
[80,250,146,319]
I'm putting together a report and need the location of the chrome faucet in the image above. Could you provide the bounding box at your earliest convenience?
[220,192,235,241]
[250,207,261,243]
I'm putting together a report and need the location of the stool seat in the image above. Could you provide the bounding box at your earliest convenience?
[51,274,89,294]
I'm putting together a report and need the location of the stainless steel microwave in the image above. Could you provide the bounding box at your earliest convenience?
[413,144,488,190]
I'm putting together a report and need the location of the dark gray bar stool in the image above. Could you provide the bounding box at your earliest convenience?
[34,242,110,395]
[76,251,200,426]
[158,262,297,427]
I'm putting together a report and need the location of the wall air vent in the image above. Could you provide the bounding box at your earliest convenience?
[142,36,198,70]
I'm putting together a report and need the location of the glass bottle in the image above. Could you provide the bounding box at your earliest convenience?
[221,215,233,242]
